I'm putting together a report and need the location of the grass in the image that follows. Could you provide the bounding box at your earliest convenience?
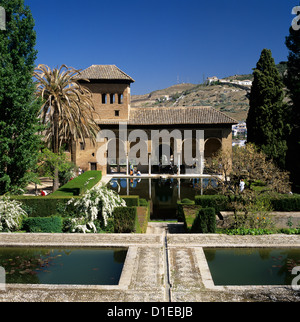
[51,171,102,197]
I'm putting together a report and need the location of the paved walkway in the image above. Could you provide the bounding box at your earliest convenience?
[0,229,300,302]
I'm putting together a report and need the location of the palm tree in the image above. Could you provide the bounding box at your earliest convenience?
[34,64,99,191]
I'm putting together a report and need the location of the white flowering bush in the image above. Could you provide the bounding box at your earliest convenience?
[66,184,126,233]
[0,197,28,232]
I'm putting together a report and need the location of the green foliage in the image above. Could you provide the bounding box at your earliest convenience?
[11,195,77,217]
[38,148,78,186]
[264,194,300,212]
[22,216,63,233]
[113,207,139,233]
[0,0,43,194]
[120,195,140,207]
[195,195,229,213]
[224,228,274,235]
[51,171,102,197]
[0,196,28,231]
[181,198,195,205]
[285,25,300,192]
[191,207,216,234]
[246,49,289,169]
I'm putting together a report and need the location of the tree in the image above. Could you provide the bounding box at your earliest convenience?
[205,144,291,229]
[0,0,42,195]
[207,144,291,197]
[246,49,289,169]
[285,21,300,192]
[34,64,99,191]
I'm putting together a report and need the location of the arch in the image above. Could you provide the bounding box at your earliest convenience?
[102,93,107,104]
[204,138,222,159]
[106,138,127,173]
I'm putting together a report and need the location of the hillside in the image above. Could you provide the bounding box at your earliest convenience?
[131,63,288,123]
[132,82,250,122]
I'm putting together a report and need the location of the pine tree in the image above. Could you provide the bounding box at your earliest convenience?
[285,19,300,192]
[0,0,42,194]
[246,49,288,169]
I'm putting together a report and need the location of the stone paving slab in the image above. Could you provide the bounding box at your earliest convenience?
[0,232,300,302]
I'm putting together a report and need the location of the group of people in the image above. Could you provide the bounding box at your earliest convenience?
[129,164,141,176]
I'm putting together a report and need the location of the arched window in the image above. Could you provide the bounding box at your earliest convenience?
[118,94,123,104]
[102,93,107,104]
[110,93,115,104]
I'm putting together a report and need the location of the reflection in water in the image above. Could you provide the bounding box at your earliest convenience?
[0,247,127,285]
[204,248,300,286]
[109,178,216,220]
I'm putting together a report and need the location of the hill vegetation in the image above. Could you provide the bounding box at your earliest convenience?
[131,63,288,123]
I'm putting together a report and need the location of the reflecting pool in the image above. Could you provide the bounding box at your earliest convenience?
[204,248,300,286]
[0,247,127,285]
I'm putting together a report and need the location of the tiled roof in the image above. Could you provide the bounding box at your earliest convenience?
[76,65,135,82]
[98,106,238,125]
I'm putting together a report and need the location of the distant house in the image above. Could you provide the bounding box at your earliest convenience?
[238,80,252,86]
[206,76,219,85]
[232,122,247,137]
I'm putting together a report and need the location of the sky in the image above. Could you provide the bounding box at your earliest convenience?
[25,0,299,95]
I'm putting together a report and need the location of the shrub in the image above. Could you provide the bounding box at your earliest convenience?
[191,207,216,233]
[11,196,77,218]
[266,194,300,212]
[66,184,126,233]
[121,195,140,207]
[22,216,63,233]
[195,195,229,212]
[52,170,102,197]
[181,198,195,205]
[0,196,28,232]
[113,207,139,233]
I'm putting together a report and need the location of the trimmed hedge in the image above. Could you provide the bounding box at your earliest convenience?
[191,207,216,233]
[11,196,78,218]
[51,170,102,197]
[265,194,300,212]
[195,194,300,212]
[22,216,63,233]
[120,195,140,207]
[113,207,139,233]
[195,195,229,212]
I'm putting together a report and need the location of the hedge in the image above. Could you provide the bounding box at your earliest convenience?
[195,195,229,212]
[195,194,300,212]
[120,195,140,207]
[263,194,300,212]
[51,170,102,197]
[113,207,139,233]
[11,196,78,218]
[22,216,63,233]
[191,207,216,233]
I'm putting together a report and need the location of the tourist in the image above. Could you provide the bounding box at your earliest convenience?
[40,190,48,196]
[239,179,245,193]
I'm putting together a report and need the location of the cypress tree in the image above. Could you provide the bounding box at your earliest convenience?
[285,16,300,192]
[0,0,42,194]
[246,49,288,169]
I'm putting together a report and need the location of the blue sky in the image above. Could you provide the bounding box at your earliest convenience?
[25,0,298,95]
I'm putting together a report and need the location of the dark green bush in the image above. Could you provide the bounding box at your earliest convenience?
[266,194,300,211]
[51,170,102,197]
[11,196,79,218]
[113,207,139,233]
[139,198,149,207]
[195,195,229,212]
[22,216,63,233]
[191,207,216,233]
[121,196,140,207]
[181,198,195,204]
